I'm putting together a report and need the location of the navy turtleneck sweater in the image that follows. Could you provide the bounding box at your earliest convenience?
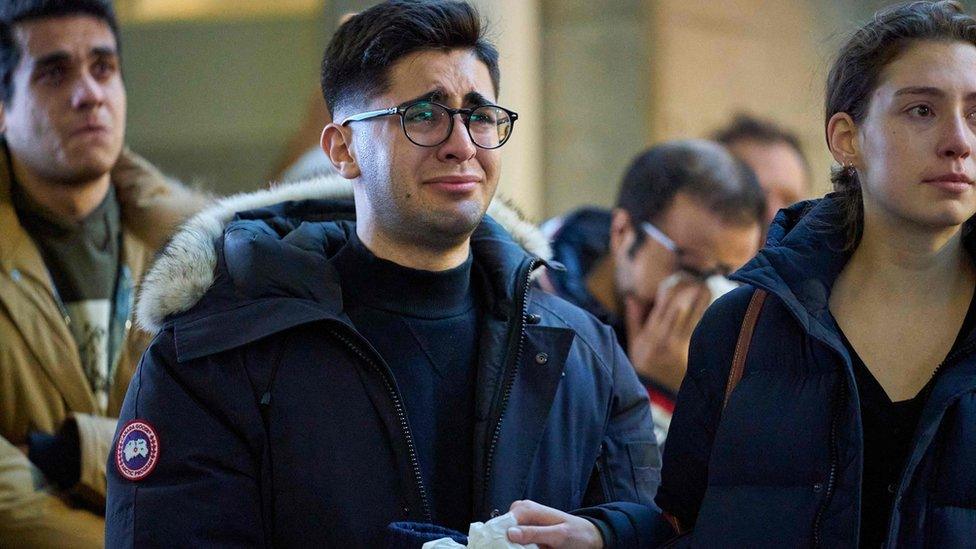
[331,229,480,532]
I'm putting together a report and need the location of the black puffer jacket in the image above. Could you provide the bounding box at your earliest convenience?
[578,196,976,548]
[105,177,659,548]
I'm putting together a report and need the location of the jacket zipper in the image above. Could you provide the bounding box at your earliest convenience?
[330,327,433,522]
[482,259,538,510]
[929,338,976,385]
[881,337,976,544]
[812,376,847,547]
[595,441,614,503]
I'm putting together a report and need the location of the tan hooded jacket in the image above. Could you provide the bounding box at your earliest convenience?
[0,148,209,548]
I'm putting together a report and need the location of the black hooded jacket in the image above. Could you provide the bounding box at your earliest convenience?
[105,177,659,548]
[577,196,976,548]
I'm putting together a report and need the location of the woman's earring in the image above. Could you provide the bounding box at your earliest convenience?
[843,161,857,178]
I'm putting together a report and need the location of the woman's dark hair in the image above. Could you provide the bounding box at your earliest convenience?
[615,139,766,255]
[320,0,500,118]
[825,0,976,248]
[0,0,120,103]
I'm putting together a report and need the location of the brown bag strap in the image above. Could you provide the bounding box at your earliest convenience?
[722,288,767,410]
[664,289,769,538]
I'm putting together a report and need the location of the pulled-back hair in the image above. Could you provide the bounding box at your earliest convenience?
[0,0,121,103]
[320,0,500,117]
[825,0,976,248]
[615,140,766,245]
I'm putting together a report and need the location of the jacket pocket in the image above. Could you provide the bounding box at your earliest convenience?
[586,438,660,506]
[626,440,660,505]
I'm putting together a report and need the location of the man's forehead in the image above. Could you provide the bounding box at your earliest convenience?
[661,194,739,249]
[14,14,117,61]
[385,49,495,103]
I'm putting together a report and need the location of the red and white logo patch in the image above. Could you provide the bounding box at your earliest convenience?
[115,420,160,481]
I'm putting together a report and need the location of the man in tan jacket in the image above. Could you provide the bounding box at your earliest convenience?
[0,2,208,546]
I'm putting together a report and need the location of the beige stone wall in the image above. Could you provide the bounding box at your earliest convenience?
[645,0,835,197]
[119,0,887,215]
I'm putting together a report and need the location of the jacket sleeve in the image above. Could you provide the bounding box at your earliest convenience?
[68,413,120,505]
[0,434,104,549]
[573,287,755,548]
[585,329,661,507]
[105,330,266,548]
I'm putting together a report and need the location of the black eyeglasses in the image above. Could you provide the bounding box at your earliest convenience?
[339,100,518,149]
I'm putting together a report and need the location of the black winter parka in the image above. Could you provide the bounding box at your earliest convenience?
[105,179,659,548]
[578,196,976,548]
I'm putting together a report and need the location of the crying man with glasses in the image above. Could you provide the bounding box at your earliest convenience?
[540,140,766,444]
[106,1,660,546]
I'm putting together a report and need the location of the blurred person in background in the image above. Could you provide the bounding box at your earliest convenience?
[269,13,357,183]
[0,1,207,546]
[540,140,765,443]
[509,1,976,547]
[714,113,812,227]
[105,1,657,547]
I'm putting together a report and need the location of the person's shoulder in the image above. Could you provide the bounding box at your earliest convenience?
[529,287,611,334]
[694,284,760,340]
[682,285,765,396]
[527,287,619,373]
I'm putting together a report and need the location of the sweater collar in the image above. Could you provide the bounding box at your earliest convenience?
[333,228,475,319]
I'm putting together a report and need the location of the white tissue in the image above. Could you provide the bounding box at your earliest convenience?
[658,272,739,305]
[705,274,739,303]
[421,513,538,549]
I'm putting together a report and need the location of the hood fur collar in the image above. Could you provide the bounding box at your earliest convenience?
[137,174,551,333]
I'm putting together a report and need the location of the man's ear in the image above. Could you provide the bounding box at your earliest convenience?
[321,123,360,179]
[826,112,859,167]
[609,208,635,257]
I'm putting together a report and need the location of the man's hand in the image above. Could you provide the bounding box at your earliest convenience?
[624,276,711,393]
[507,500,603,549]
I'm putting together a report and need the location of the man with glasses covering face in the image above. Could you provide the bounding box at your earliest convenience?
[541,140,765,443]
[106,2,657,546]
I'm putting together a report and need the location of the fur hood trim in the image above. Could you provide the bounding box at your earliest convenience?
[137,174,551,333]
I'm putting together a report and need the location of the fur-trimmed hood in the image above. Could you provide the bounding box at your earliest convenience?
[137,174,551,333]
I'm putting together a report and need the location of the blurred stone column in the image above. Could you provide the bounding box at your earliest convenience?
[540,0,648,218]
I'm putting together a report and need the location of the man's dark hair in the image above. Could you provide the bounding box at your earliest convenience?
[615,140,766,247]
[0,0,121,103]
[320,0,500,118]
[713,113,809,173]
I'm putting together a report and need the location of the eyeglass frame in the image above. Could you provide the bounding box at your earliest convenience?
[338,99,519,150]
[640,221,731,281]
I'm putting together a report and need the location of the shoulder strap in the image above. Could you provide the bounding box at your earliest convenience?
[722,288,767,410]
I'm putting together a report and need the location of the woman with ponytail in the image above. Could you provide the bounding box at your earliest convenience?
[507,2,976,547]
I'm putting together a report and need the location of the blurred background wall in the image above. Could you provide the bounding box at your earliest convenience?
[117,0,902,220]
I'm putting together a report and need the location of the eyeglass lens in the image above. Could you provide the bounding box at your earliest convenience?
[402,102,513,148]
